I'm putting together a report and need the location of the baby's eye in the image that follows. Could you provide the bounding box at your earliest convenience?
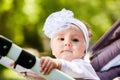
[72,39,79,42]
[59,38,64,41]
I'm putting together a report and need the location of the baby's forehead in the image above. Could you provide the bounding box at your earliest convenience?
[54,26,84,37]
[58,24,83,33]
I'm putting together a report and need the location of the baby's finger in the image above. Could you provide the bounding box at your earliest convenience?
[43,60,52,74]
[9,62,14,67]
[45,63,54,74]
[40,58,49,72]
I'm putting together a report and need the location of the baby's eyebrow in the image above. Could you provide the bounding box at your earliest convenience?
[57,33,64,35]
[56,34,64,37]
[71,34,81,37]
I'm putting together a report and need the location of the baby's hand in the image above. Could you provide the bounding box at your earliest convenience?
[40,57,61,75]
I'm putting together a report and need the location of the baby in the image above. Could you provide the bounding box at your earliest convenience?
[40,8,99,80]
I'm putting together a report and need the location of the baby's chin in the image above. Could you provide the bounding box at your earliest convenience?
[61,55,75,61]
[60,55,82,61]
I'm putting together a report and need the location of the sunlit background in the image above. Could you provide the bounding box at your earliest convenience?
[0,0,120,79]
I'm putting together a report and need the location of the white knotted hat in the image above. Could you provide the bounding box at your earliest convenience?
[43,8,89,51]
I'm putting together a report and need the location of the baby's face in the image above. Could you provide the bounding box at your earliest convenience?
[51,24,86,61]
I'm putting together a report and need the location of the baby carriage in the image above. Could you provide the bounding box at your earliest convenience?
[90,19,120,80]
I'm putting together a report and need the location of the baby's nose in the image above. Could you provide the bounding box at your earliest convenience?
[64,42,72,47]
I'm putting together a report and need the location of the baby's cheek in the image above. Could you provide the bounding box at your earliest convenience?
[52,50,60,57]
[75,48,85,57]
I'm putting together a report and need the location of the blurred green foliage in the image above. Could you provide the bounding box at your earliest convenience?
[0,0,120,79]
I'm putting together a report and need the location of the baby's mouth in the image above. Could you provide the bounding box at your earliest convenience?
[61,50,72,53]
